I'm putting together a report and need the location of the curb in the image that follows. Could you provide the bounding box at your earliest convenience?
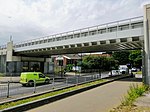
[0,75,130,112]
[0,81,19,84]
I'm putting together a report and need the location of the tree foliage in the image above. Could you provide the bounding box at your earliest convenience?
[112,51,130,65]
[81,55,117,71]
[112,50,142,68]
[129,50,142,67]
[78,50,142,72]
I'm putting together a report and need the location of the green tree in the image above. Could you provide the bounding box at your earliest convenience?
[81,55,117,71]
[106,57,119,70]
[112,51,130,65]
[129,50,142,68]
[82,55,93,69]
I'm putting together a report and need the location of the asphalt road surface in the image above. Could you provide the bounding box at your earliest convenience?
[27,78,142,112]
[0,73,110,99]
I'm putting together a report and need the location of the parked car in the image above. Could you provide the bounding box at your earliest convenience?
[118,65,129,74]
[131,67,137,72]
[109,70,120,76]
[20,72,50,86]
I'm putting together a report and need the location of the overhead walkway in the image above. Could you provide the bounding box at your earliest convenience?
[5,16,144,56]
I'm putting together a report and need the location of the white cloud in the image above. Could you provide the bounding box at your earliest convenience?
[0,0,150,45]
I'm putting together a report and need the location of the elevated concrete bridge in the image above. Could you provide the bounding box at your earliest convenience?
[0,16,144,57]
[0,4,150,85]
[14,16,144,56]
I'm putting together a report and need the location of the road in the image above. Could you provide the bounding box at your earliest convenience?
[27,78,142,112]
[0,73,110,100]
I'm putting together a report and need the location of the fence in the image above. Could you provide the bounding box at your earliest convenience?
[0,73,103,100]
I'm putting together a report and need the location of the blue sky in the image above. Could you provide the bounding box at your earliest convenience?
[0,0,150,45]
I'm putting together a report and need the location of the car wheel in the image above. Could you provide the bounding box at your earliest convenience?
[28,81,34,87]
[22,84,26,87]
[45,79,50,84]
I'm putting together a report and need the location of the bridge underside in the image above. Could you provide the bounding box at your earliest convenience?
[15,40,143,57]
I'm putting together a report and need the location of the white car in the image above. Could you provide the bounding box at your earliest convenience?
[131,67,137,72]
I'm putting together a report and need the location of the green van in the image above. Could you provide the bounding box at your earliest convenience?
[20,72,50,86]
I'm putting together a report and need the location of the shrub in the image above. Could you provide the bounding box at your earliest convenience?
[122,84,149,106]
[66,64,74,72]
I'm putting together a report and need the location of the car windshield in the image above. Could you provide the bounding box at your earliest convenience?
[39,74,45,78]
[120,67,126,70]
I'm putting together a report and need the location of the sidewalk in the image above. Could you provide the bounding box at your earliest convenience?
[27,78,141,112]
[134,91,150,107]
[0,77,20,83]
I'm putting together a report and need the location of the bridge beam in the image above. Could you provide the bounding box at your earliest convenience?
[143,4,150,85]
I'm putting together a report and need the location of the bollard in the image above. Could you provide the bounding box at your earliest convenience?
[97,74,99,79]
[34,80,36,93]
[7,81,10,98]
[66,77,68,86]
[84,76,86,82]
[52,78,55,89]
[76,76,78,85]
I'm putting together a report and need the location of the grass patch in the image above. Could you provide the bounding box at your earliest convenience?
[0,73,4,77]
[0,79,106,110]
[110,84,149,112]
[133,71,142,75]
[121,84,149,106]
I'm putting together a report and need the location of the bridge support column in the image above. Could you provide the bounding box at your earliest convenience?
[106,40,110,44]
[89,42,92,46]
[143,4,150,85]
[127,37,132,42]
[6,41,13,61]
[116,39,120,43]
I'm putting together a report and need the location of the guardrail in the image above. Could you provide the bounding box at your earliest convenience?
[0,74,103,100]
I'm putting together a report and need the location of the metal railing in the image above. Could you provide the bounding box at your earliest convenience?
[14,16,143,49]
[0,73,106,100]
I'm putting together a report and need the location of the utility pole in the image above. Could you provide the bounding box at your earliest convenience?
[143,4,150,85]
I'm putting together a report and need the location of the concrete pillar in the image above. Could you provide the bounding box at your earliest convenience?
[97,41,100,45]
[116,39,120,43]
[127,37,132,42]
[75,44,77,47]
[143,4,150,85]
[81,43,84,47]
[106,40,110,44]
[6,41,13,61]
[89,42,92,46]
